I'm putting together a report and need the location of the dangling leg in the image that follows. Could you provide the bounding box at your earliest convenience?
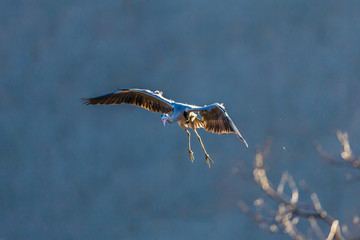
[184,128,194,163]
[193,129,214,168]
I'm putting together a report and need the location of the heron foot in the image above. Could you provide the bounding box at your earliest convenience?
[205,154,214,168]
[188,150,194,163]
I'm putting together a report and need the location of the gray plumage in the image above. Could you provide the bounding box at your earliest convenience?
[82,88,248,167]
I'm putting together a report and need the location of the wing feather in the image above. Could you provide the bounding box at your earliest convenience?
[193,117,205,129]
[82,89,174,114]
[194,103,248,147]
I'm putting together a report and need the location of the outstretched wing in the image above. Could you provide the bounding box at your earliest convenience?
[82,88,174,114]
[188,103,248,147]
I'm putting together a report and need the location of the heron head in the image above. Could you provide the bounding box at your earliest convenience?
[161,113,169,126]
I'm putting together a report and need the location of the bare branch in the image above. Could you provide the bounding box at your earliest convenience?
[238,200,277,226]
[252,144,335,224]
[326,220,345,240]
[315,131,360,172]
[237,138,354,240]
[308,216,326,240]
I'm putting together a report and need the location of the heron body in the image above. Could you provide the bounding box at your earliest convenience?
[82,88,248,167]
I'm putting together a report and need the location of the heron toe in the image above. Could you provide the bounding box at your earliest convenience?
[188,150,194,163]
[205,154,214,168]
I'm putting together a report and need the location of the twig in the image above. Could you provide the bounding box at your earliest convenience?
[315,131,360,171]
[238,139,350,240]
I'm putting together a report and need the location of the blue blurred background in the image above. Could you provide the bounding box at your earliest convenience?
[1,0,360,239]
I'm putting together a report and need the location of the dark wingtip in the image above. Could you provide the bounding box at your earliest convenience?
[81,98,91,105]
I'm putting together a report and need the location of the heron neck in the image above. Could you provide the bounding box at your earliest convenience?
[167,117,174,123]
[167,114,180,123]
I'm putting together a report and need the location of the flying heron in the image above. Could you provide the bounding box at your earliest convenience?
[82,88,248,167]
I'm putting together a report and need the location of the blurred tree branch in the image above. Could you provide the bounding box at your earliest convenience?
[237,133,360,240]
[315,131,360,181]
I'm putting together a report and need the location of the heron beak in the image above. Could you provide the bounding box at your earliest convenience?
[162,118,166,126]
